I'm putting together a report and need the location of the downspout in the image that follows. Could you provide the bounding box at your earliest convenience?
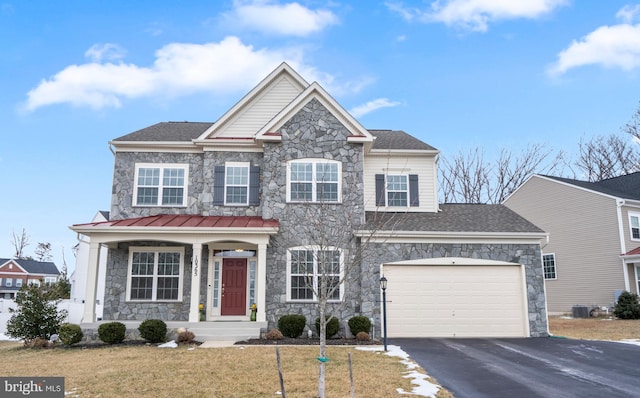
[616,199,631,291]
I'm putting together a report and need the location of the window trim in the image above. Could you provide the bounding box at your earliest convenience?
[542,253,557,280]
[224,162,250,206]
[133,163,189,207]
[126,247,185,302]
[386,174,409,207]
[629,213,640,241]
[286,159,342,203]
[286,246,344,303]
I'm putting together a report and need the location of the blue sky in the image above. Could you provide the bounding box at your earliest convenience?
[2,0,640,271]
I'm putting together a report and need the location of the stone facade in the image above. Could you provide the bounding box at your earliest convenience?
[100,96,548,338]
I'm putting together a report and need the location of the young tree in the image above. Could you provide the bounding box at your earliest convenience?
[10,228,30,259]
[6,283,68,345]
[34,242,53,262]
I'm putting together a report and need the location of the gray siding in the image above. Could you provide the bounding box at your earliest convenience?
[505,176,626,313]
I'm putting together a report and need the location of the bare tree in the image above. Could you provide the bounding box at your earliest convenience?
[622,101,640,142]
[439,143,564,204]
[34,242,53,262]
[10,228,31,259]
[574,134,640,182]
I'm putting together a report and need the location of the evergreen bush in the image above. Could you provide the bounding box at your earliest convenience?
[138,319,167,343]
[614,291,640,319]
[277,314,306,338]
[348,315,371,336]
[98,322,126,344]
[6,283,67,344]
[315,316,340,338]
[58,323,83,345]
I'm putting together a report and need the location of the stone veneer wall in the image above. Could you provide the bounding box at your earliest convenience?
[261,98,366,332]
[102,242,210,322]
[110,151,263,220]
[361,242,549,337]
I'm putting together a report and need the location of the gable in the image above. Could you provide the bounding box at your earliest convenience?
[255,82,373,144]
[0,259,27,274]
[199,63,308,140]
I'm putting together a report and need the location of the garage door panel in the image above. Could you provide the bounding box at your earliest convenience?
[384,264,528,338]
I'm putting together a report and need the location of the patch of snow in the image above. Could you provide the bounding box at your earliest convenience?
[615,339,640,347]
[356,345,441,397]
[158,340,178,348]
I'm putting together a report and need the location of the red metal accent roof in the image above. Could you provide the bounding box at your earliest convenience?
[622,246,640,256]
[73,214,279,229]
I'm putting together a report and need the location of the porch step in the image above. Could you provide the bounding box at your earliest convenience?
[172,321,266,342]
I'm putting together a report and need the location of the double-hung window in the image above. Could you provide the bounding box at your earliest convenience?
[375,174,419,207]
[287,247,343,302]
[127,247,184,301]
[15,279,22,288]
[134,164,188,206]
[630,213,640,240]
[287,159,341,203]
[225,163,249,205]
[542,253,557,280]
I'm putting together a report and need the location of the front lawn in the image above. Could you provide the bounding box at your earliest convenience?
[0,342,447,397]
[548,316,640,341]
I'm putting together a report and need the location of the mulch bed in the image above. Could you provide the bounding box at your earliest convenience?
[235,337,380,346]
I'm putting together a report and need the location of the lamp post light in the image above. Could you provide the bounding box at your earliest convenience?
[380,275,388,352]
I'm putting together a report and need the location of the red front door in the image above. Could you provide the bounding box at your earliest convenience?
[221,258,247,316]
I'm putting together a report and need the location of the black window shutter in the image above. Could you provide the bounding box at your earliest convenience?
[213,166,225,205]
[409,174,419,207]
[375,174,385,206]
[249,166,260,206]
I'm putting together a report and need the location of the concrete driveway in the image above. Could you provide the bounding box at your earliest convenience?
[392,337,640,398]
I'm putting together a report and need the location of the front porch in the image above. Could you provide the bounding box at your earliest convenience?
[81,320,266,343]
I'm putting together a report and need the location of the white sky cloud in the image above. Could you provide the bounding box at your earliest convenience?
[548,23,640,76]
[349,98,402,118]
[222,0,338,37]
[24,36,369,111]
[386,0,568,32]
[85,43,126,63]
[616,4,640,24]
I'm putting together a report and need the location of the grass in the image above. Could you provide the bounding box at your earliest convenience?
[548,316,640,340]
[0,342,449,397]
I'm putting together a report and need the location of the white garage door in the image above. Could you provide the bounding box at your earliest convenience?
[383,258,529,338]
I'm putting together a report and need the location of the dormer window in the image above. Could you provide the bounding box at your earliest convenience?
[375,174,419,208]
[287,159,341,203]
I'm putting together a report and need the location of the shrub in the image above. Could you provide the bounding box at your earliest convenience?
[356,331,370,341]
[58,323,83,345]
[138,319,167,343]
[98,322,126,344]
[614,291,640,319]
[177,330,196,344]
[315,316,340,338]
[277,315,306,338]
[266,329,284,340]
[6,283,67,344]
[348,315,371,336]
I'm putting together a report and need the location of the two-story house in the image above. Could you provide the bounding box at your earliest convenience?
[504,173,640,315]
[0,258,60,299]
[71,63,549,340]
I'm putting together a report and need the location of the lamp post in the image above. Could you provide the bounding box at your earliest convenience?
[380,275,388,352]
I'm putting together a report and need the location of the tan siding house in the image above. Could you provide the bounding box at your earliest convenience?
[504,174,640,314]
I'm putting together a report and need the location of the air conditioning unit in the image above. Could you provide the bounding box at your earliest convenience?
[572,305,589,318]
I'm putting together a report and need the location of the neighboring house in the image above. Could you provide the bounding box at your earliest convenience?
[0,258,60,299]
[504,173,640,315]
[70,210,109,320]
[71,63,549,339]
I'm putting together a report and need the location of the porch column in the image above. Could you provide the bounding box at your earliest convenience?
[189,243,203,322]
[257,243,267,322]
[82,241,101,323]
